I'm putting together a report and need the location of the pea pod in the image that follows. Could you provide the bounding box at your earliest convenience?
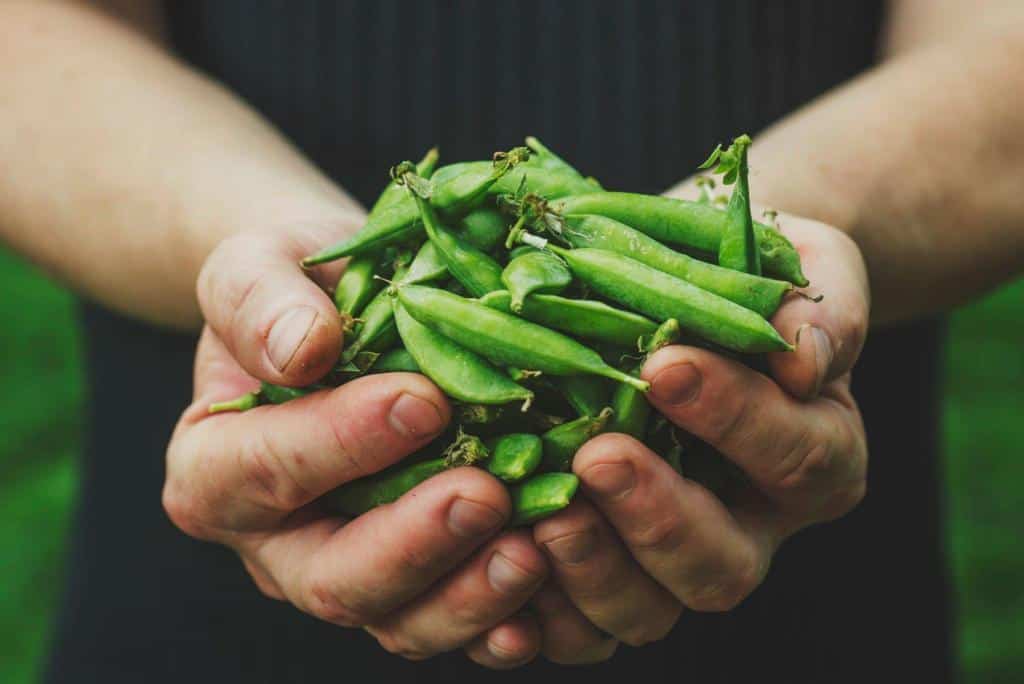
[541,407,613,472]
[524,136,585,178]
[547,246,793,353]
[338,281,401,364]
[699,135,760,274]
[369,146,439,214]
[393,298,534,407]
[502,250,572,312]
[396,285,649,391]
[479,290,658,348]
[333,255,381,332]
[370,347,421,374]
[550,192,808,286]
[508,473,580,526]
[552,375,612,418]
[485,433,543,483]
[458,207,508,252]
[558,214,790,319]
[208,381,316,414]
[301,148,527,266]
[609,320,680,439]
[492,166,597,200]
[403,240,449,285]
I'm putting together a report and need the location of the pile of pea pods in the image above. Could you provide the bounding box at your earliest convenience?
[210,135,810,526]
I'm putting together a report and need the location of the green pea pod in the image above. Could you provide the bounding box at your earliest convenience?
[333,255,381,333]
[338,282,402,364]
[608,320,680,439]
[455,403,507,425]
[301,148,527,267]
[524,136,585,178]
[208,381,316,414]
[559,214,789,319]
[485,433,543,483]
[508,473,580,526]
[553,375,612,418]
[479,290,658,348]
[397,285,649,391]
[369,146,439,214]
[502,250,572,313]
[541,407,613,472]
[393,298,534,406]
[331,351,382,383]
[700,135,760,274]
[410,187,504,297]
[548,246,793,353]
[401,240,448,285]
[370,347,421,374]
[491,166,597,200]
[458,207,508,252]
[551,192,808,286]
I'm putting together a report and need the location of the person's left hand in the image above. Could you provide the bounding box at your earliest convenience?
[526,212,870,663]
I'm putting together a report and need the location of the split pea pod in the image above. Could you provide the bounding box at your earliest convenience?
[369,146,439,214]
[333,255,381,332]
[502,250,572,312]
[508,473,580,526]
[392,298,534,406]
[541,407,614,472]
[700,135,761,274]
[396,285,650,391]
[301,148,527,266]
[479,290,658,348]
[558,214,790,319]
[485,433,543,483]
[551,192,808,286]
[547,246,793,353]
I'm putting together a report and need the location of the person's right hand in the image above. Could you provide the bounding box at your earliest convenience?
[163,223,549,669]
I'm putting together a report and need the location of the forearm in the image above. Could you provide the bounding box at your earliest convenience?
[0,1,361,329]
[683,4,1024,324]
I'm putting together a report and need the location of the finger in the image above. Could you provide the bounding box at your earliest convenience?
[464,613,542,670]
[642,345,867,518]
[367,530,547,660]
[165,351,450,533]
[573,433,773,612]
[767,215,870,398]
[197,219,361,387]
[530,583,619,665]
[533,499,682,645]
[243,467,511,628]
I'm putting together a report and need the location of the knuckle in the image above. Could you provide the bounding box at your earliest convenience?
[161,481,214,541]
[619,616,676,647]
[775,439,834,493]
[236,432,313,511]
[683,556,762,613]
[626,513,683,553]
[373,626,433,661]
[821,479,867,521]
[701,385,752,451]
[305,575,369,627]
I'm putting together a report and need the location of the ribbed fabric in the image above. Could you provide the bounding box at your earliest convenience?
[45,3,954,683]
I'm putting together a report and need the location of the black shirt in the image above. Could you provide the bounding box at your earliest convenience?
[46,2,954,682]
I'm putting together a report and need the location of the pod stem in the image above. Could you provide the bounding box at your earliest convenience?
[390,162,434,199]
[208,392,259,414]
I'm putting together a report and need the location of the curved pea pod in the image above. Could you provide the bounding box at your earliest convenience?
[551,192,808,286]
[541,407,613,472]
[402,240,449,285]
[393,298,534,407]
[552,374,612,418]
[491,166,597,200]
[508,473,580,526]
[524,136,585,178]
[370,347,421,374]
[549,246,793,353]
[485,433,543,483]
[608,319,680,439]
[301,148,527,267]
[560,214,790,319]
[412,190,504,297]
[338,284,400,364]
[208,381,316,413]
[397,285,649,391]
[479,290,658,348]
[369,146,439,214]
[333,255,381,332]
[502,250,572,312]
[458,207,508,252]
[706,135,761,275]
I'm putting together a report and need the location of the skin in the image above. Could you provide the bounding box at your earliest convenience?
[2,0,1024,670]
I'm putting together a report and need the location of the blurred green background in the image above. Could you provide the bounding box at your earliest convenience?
[0,248,1021,683]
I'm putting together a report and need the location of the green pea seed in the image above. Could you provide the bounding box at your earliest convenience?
[508,473,580,526]
[485,433,543,483]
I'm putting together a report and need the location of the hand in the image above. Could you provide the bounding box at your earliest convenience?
[528,212,870,662]
[164,223,549,669]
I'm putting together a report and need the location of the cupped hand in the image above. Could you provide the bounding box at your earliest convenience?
[164,224,548,668]
[529,212,871,663]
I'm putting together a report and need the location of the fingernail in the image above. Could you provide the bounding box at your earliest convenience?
[544,529,597,565]
[487,551,539,595]
[649,363,701,406]
[582,463,635,500]
[808,325,833,395]
[447,498,505,538]
[388,393,446,439]
[267,306,318,372]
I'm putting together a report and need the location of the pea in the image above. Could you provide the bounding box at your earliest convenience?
[558,214,790,319]
[551,192,808,286]
[508,473,580,526]
[333,255,381,333]
[502,250,572,312]
[485,433,543,483]
[547,246,793,353]
[479,290,658,348]
[369,146,439,214]
[541,407,614,472]
[396,285,650,391]
[699,135,761,274]
[392,298,534,407]
[492,166,597,200]
[370,347,421,374]
[431,147,530,212]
